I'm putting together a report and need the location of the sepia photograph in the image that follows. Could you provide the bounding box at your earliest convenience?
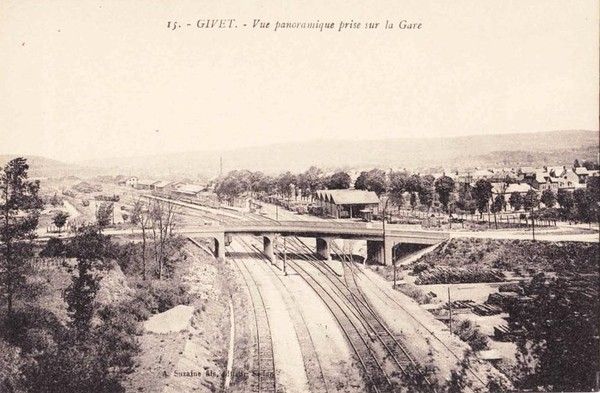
[0,1,598,392]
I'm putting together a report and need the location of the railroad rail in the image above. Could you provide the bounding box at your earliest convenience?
[227,246,277,393]
[279,237,436,392]
[236,236,330,393]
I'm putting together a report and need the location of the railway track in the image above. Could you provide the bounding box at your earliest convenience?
[273,238,400,391]
[336,248,489,391]
[235,236,330,393]
[227,246,277,393]
[284,257,390,392]
[280,237,436,392]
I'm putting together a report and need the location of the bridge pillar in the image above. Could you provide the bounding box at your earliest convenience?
[366,239,393,265]
[316,237,332,260]
[263,235,275,262]
[366,240,383,264]
[214,233,225,260]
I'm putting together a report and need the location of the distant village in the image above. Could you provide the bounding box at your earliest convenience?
[79,159,599,224]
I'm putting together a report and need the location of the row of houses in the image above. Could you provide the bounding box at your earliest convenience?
[444,166,598,189]
[120,177,209,198]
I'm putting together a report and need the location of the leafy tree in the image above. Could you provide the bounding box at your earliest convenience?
[581,160,599,170]
[434,175,455,212]
[585,176,600,223]
[573,188,589,222]
[388,171,409,207]
[297,166,324,199]
[215,170,251,203]
[405,174,422,193]
[404,174,421,210]
[324,171,351,190]
[491,194,504,229]
[39,237,67,258]
[556,188,574,216]
[52,211,69,234]
[0,158,43,320]
[248,171,266,195]
[65,225,111,336]
[418,175,435,211]
[473,179,493,217]
[254,174,275,195]
[276,171,296,198]
[354,169,387,196]
[354,171,368,191]
[540,189,556,208]
[456,187,476,213]
[523,189,539,211]
[409,192,418,210]
[96,202,113,228]
[509,192,523,211]
[509,276,599,391]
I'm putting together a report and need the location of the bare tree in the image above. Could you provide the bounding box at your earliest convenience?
[131,198,151,280]
[149,199,179,279]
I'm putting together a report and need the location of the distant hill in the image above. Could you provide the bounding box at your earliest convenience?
[0,155,91,178]
[77,130,599,176]
[2,130,597,178]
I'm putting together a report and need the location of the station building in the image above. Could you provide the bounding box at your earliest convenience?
[314,189,380,219]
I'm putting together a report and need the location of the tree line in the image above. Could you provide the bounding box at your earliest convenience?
[214,166,600,224]
[213,167,453,211]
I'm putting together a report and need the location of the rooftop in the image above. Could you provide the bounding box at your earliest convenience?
[137,179,158,186]
[505,183,532,194]
[316,189,380,205]
[175,183,206,195]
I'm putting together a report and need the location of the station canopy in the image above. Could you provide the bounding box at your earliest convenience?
[315,189,380,205]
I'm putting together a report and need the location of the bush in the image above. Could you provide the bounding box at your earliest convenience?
[128,279,191,319]
[149,280,191,313]
[412,262,430,274]
[397,283,435,304]
[454,319,489,351]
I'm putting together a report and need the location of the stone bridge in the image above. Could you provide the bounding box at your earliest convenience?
[184,221,449,265]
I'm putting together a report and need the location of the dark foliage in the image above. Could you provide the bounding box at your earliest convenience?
[508,274,599,391]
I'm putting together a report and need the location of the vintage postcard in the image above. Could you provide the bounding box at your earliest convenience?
[0,1,598,392]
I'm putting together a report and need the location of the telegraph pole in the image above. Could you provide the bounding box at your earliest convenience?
[382,198,396,288]
[531,205,536,241]
[448,286,453,335]
[283,237,287,276]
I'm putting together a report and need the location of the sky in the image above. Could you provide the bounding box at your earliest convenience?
[0,0,598,162]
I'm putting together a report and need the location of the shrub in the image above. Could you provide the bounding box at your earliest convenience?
[149,280,191,312]
[128,279,191,319]
[397,284,435,304]
[412,262,430,274]
[454,319,489,351]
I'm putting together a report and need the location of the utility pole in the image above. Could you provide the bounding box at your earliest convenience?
[448,286,453,335]
[382,198,395,288]
[219,156,223,177]
[283,237,287,276]
[531,205,536,241]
